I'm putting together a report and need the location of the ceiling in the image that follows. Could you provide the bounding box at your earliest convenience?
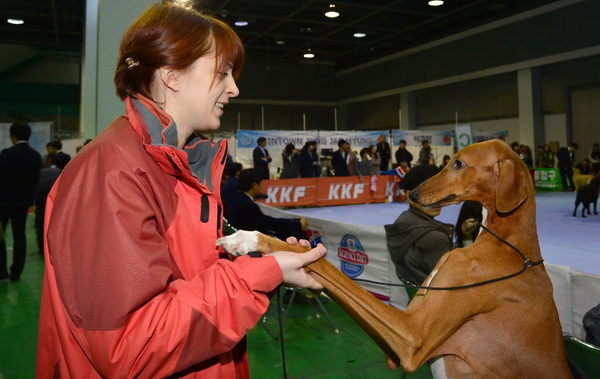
[0,0,562,70]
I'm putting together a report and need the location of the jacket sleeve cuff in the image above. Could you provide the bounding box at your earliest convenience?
[234,254,283,293]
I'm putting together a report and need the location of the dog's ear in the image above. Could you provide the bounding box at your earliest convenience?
[494,158,529,213]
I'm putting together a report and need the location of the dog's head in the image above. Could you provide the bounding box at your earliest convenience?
[409,139,531,214]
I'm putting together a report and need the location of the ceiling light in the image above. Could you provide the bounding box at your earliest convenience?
[428,0,444,6]
[234,20,248,26]
[7,18,24,25]
[274,39,285,45]
[324,4,340,18]
[353,32,366,38]
[303,49,315,59]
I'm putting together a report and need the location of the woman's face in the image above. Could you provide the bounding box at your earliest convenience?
[163,48,239,134]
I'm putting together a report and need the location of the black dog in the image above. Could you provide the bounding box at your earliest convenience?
[573,175,600,218]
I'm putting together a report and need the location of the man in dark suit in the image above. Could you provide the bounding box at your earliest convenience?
[557,142,578,191]
[0,122,42,281]
[225,169,307,241]
[331,139,350,176]
[252,136,272,180]
[377,133,391,171]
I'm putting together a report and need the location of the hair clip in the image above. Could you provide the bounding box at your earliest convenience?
[125,57,140,70]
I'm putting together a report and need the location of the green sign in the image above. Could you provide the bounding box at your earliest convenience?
[534,168,561,190]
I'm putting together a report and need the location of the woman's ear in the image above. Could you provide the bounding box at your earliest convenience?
[158,67,180,92]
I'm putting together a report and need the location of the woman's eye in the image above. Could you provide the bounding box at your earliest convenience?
[219,72,229,78]
[452,159,465,169]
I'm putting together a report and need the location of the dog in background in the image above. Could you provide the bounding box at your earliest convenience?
[573,174,600,218]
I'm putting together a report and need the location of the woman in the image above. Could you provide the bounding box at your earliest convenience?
[280,143,299,179]
[298,140,320,177]
[538,144,554,168]
[367,145,381,175]
[36,4,325,378]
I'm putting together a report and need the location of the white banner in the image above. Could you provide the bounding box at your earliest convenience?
[391,130,454,167]
[234,130,387,178]
[454,124,472,151]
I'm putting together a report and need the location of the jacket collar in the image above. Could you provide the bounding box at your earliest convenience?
[125,94,227,194]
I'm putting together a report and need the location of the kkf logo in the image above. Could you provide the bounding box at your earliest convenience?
[337,234,369,278]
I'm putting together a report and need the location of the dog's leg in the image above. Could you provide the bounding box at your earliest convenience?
[573,200,579,217]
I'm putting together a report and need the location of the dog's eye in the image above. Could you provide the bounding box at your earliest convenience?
[452,159,466,169]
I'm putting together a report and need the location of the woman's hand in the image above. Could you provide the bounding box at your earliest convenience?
[271,238,326,290]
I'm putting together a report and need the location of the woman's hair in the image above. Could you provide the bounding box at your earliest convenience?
[114,2,244,100]
[285,143,295,153]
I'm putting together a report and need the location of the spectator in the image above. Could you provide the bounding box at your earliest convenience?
[347,142,360,176]
[280,143,300,179]
[395,139,413,168]
[418,140,435,166]
[557,142,579,191]
[36,4,325,378]
[519,145,534,169]
[298,140,320,178]
[385,164,452,285]
[510,141,520,155]
[439,155,451,170]
[332,139,350,176]
[590,143,600,175]
[454,201,483,248]
[367,145,380,175]
[226,169,308,241]
[253,136,271,180]
[377,133,391,171]
[358,147,371,177]
[538,144,554,168]
[0,122,42,281]
[44,140,71,168]
[575,158,592,175]
[221,162,243,211]
[34,153,70,256]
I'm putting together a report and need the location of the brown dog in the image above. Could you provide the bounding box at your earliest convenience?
[217,139,571,378]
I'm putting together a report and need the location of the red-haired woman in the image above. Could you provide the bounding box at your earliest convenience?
[36,3,325,378]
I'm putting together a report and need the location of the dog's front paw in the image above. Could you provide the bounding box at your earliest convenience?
[216,230,260,256]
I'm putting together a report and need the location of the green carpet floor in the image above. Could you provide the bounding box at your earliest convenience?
[0,215,431,378]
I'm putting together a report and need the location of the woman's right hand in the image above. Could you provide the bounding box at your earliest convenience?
[271,244,326,290]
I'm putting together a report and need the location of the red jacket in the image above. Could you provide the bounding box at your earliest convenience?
[36,96,283,378]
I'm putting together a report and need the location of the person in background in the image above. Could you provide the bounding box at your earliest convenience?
[519,145,534,169]
[538,144,554,168]
[589,143,600,175]
[418,139,434,166]
[358,147,371,177]
[280,143,300,179]
[299,140,320,178]
[385,165,452,285]
[439,154,451,170]
[395,139,413,168]
[454,201,483,248]
[377,133,391,171]
[226,169,308,241]
[347,142,360,176]
[44,140,71,168]
[221,162,243,211]
[253,136,271,180]
[510,141,520,155]
[367,145,380,175]
[36,4,325,378]
[0,122,42,282]
[34,153,71,256]
[332,139,350,176]
[575,158,592,175]
[557,142,579,191]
